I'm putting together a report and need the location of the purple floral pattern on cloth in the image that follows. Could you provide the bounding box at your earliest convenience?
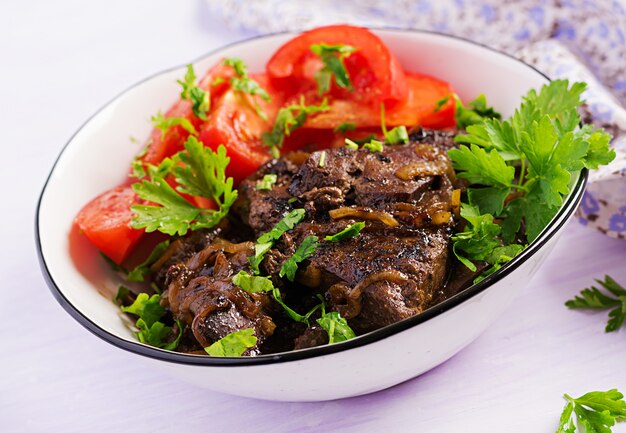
[209,0,626,239]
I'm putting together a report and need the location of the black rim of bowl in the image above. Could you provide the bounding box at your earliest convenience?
[36,28,588,366]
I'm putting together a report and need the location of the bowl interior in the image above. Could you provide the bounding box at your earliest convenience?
[38,30,553,360]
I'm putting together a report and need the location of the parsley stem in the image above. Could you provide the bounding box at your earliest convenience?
[518,158,527,188]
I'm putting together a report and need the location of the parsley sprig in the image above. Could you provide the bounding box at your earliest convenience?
[151,112,198,138]
[449,80,615,275]
[279,235,319,281]
[566,275,626,332]
[557,389,626,433]
[455,94,502,129]
[262,97,329,157]
[177,64,210,120]
[131,137,237,236]
[224,57,271,121]
[204,328,258,357]
[310,43,356,95]
[121,293,182,350]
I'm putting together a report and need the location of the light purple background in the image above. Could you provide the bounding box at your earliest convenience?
[2,1,625,432]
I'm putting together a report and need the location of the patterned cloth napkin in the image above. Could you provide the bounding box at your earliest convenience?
[210,0,626,239]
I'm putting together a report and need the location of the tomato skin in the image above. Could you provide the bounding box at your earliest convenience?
[199,73,284,185]
[267,25,408,105]
[302,72,456,130]
[74,185,144,265]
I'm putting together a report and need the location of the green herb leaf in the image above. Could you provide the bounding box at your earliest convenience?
[345,138,359,150]
[261,98,329,156]
[224,57,271,120]
[131,138,237,236]
[325,221,365,242]
[455,94,502,130]
[114,285,130,306]
[557,389,626,433]
[434,96,450,112]
[566,275,626,332]
[379,103,408,145]
[248,209,306,274]
[204,328,257,357]
[127,240,170,282]
[448,143,516,188]
[150,112,198,138]
[310,43,356,94]
[280,235,319,281]
[256,173,278,191]
[363,139,384,153]
[121,293,181,349]
[334,122,356,134]
[232,271,274,293]
[177,64,210,120]
[451,204,502,272]
[317,311,356,344]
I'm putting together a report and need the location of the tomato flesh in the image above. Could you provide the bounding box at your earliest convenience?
[267,25,408,105]
[74,185,144,265]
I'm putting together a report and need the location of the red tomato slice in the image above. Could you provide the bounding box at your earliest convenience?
[140,61,235,166]
[199,73,284,185]
[74,185,144,265]
[303,72,456,130]
[267,25,408,105]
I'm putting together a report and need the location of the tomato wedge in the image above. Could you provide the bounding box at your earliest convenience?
[74,185,144,264]
[139,61,234,166]
[267,25,408,105]
[302,72,456,130]
[199,73,284,184]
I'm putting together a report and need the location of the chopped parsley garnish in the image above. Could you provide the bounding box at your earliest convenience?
[127,240,171,282]
[310,43,356,95]
[363,139,384,153]
[256,173,278,191]
[325,221,365,242]
[449,80,615,277]
[150,112,198,138]
[114,285,131,306]
[248,209,306,274]
[131,137,237,236]
[334,122,356,134]
[317,301,355,344]
[434,96,450,112]
[565,275,626,332]
[345,138,359,150]
[177,64,210,120]
[557,389,626,433]
[224,57,271,121]
[261,97,329,157]
[455,94,501,129]
[204,328,257,357]
[380,104,408,145]
[279,235,319,281]
[121,293,181,350]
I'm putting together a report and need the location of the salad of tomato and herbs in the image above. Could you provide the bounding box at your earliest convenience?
[73,25,615,357]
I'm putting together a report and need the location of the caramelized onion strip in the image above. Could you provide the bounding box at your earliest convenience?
[329,207,399,227]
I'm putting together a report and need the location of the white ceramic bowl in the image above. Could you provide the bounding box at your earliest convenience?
[37,29,586,402]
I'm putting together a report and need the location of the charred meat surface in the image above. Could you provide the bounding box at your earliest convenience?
[157,130,461,354]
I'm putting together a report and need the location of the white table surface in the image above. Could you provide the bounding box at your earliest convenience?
[2,1,625,432]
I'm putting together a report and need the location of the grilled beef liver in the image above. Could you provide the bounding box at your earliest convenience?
[157,130,460,353]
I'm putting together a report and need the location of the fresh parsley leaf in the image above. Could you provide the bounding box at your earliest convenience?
[557,389,626,433]
[317,311,356,344]
[434,96,450,112]
[280,235,319,281]
[150,112,198,138]
[224,57,271,120]
[204,328,257,357]
[177,64,210,120]
[256,173,278,191]
[325,221,365,242]
[334,122,356,134]
[345,138,359,150]
[455,94,502,130]
[248,209,306,274]
[127,240,170,282]
[232,271,274,293]
[448,144,516,188]
[363,139,384,153]
[114,285,131,306]
[451,204,502,272]
[131,138,237,236]
[310,43,356,94]
[261,98,329,157]
[121,293,181,350]
[565,275,626,332]
[380,103,408,145]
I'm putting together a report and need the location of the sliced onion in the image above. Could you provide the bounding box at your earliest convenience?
[329,207,399,227]
[395,160,449,180]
